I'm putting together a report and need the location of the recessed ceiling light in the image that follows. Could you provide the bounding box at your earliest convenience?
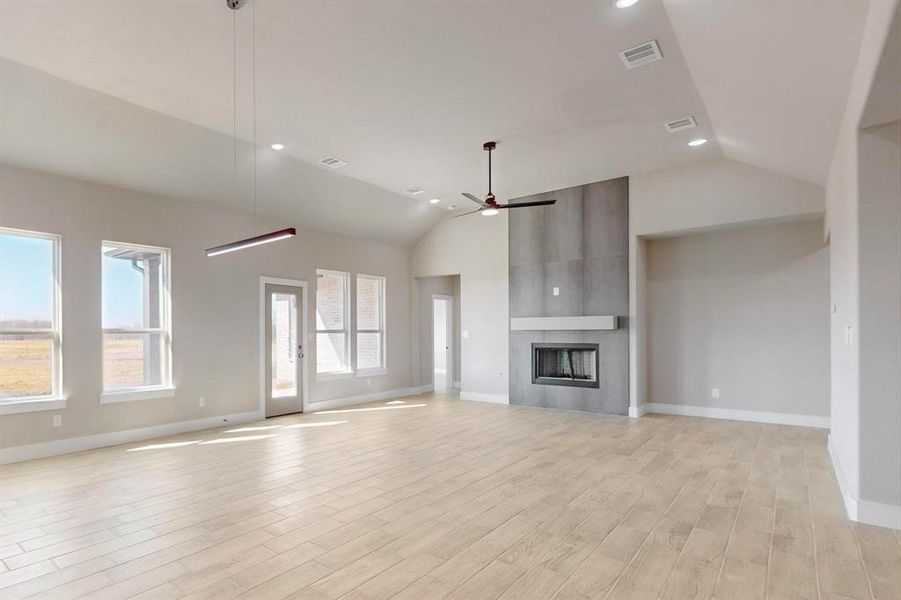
[270,143,285,150]
[429,198,441,204]
[614,0,639,7]
[688,138,708,147]
[481,208,499,217]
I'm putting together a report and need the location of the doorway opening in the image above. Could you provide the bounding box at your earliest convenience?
[433,295,453,394]
[260,277,308,417]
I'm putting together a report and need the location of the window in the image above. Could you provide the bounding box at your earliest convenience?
[0,228,62,402]
[316,269,350,375]
[356,274,386,373]
[101,242,172,397]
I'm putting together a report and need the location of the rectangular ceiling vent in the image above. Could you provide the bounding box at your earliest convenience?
[665,116,697,133]
[405,186,426,195]
[319,156,347,168]
[619,40,662,69]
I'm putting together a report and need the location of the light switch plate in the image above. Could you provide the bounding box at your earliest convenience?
[553,287,560,296]
[462,330,470,339]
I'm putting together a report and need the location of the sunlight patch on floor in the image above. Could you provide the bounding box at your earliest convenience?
[315,403,427,415]
[282,420,347,428]
[198,434,277,444]
[225,425,282,433]
[126,441,200,452]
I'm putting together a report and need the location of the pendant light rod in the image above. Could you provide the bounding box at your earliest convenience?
[207,0,296,258]
[206,228,297,257]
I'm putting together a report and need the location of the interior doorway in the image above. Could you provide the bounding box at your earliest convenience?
[260,277,308,417]
[433,295,453,393]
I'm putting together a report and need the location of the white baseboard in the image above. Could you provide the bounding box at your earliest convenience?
[644,403,830,429]
[0,385,437,465]
[305,385,433,413]
[828,434,901,530]
[453,381,462,390]
[828,434,859,521]
[628,404,648,418]
[459,391,509,404]
[0,410,263,465]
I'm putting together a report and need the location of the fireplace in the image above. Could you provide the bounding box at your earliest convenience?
[532,343,599,388]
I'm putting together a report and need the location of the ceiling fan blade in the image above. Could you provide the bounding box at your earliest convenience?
[497,199,557,209]
[462,192,488,207]
[452,208,483,218]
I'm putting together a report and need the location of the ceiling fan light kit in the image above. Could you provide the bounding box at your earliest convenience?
[458,141,557,217]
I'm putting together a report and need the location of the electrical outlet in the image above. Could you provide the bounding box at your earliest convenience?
[52,414,62,427]
[711,388,720,399]
[553,287,560,297]
[199,397,206,408]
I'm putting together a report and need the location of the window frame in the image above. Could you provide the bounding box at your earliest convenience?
[0,227,64,411]
[99,240,173,403]
[355,273,387,376]
[315,268,352,379]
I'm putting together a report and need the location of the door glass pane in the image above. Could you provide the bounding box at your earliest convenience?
[271,293,297,398]
[103,332,164,390]
[0,334,52,398]
[316,332,347,373]
[357,332,382,370]
[0,233,53,327]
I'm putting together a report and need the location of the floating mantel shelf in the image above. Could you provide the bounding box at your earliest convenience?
[510,316,619,331]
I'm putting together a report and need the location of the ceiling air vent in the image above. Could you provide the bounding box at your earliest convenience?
[619,40,662,69]
[405,186,426,195]
[319,156,347,168]
[665,116,697,133]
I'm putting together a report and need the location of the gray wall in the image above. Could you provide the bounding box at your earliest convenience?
[647,219,830,417]
[857,120,901,510]
[415,275,462,386]
[509,177,629,414]
[0,164,413,449]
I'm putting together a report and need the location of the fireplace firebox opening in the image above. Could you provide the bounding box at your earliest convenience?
[531,343,599,389]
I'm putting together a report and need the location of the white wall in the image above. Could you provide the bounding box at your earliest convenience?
[647,220,829,422]
[631,158,824,237]
[0,164,414,450]
[411,212,509,401]
[629,158,826,413]
[824,0,900,529]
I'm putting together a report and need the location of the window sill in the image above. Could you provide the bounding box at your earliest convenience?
[315,371,354,382]
[0,397,67,415]
[356,368,387,378]
[100,386,176,404]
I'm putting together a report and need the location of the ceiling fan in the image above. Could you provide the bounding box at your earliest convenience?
[457,142,557,217]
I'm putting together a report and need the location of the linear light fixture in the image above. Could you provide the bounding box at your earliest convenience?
[205,228,296,257]
[207,0,295,259]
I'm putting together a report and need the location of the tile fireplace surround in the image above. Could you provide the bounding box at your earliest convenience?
[509,177,629,415]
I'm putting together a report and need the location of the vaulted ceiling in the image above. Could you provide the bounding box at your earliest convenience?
[0,0,871,245]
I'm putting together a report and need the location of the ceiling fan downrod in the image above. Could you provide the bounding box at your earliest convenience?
[484,141,496,202]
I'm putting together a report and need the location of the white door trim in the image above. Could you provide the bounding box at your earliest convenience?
[260,277,309,415]
[432,294,454,393]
